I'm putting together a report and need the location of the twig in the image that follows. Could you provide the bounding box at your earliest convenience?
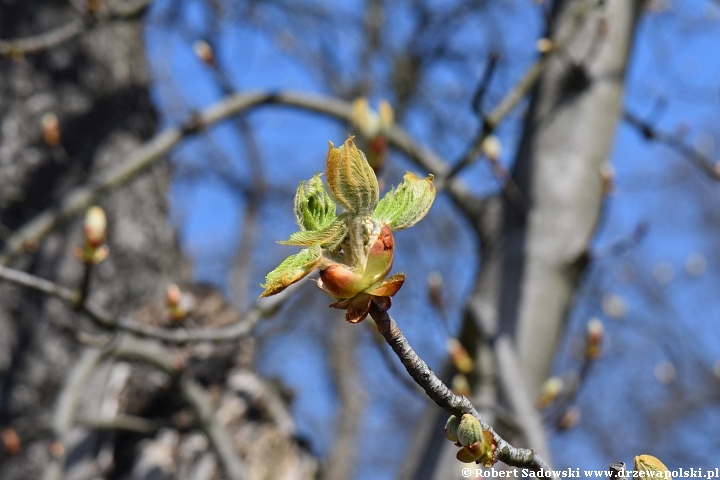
[471,52,500,115]
[0,90,482,266]
[109,337,245,480]
[467,296,552,462]
[0,263,295,344]
[43,336,245,480]
[0,264,78,303]
[0,0,153,57]
[180,377,245,480]
[0,18,86,57]
[77,263,94,308]
[445,0,604,180]
[368,306,556,476]
[324,323,364,480]
[624,110,720,180]
[76,415,163,434]
[43,347,106,480]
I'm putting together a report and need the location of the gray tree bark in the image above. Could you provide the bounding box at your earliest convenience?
[0,2,317,479]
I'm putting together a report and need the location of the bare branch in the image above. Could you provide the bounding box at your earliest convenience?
[0,264,78,303]
[43,348,105,480]
[179,377,245,480]
[445,0,605,180]
[324,323,364,480]
[0,264,297,343]
[624,110,720,180]
[0,90,481,265]
[0,0,153,57]
[0,18,86,57]
[368,306,555,476]
[76,415,163,434]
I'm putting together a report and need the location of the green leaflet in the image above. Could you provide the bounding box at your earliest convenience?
[326,138,379,215]
[278,213,347,250]
[294,173,336,231]
[260,245,322,297]
[373,172,436,230]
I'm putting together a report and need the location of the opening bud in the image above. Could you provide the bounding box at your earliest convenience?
[41,113,60,147]
[444,415,460,444]
[537,376,563,408]
[193,40,215,66]
[83,206,107,248]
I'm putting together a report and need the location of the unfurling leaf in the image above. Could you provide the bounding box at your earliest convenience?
[279,214,347,250]
[84,206,107,247]
[444,415,460,443]
[634,455,671,479]
[326,138,379,215]
[294,173,336,231]
[373,172,435,230]
[260,245,322,298]
[363,223,395,284]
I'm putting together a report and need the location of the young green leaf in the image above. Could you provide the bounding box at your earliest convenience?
[326,138,379,215]
[279,214,347,250]
[260,245,322,297]
[294,173,336,231]
[373,172,435,230]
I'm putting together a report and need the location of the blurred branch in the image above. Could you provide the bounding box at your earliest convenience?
[180,377,245,480]
[77,415,163,434]
[43,348,105,480]
[324,323,364,480]
[0,90,482,266]
[43,336,245,480]
[0,18,85,57]
[471,52,501,116]
[446,0,604,180]
[0,264,297,343]
[368,306,556,476]
[624,110,720,180]
[0,264,79,303]
[0,0,153,57]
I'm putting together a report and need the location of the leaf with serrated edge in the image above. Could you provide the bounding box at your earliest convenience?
[260,245,322,297]
[373,172,435,230]
[294,173,336,231]
[279,214,347,250]
[326,138,379,214]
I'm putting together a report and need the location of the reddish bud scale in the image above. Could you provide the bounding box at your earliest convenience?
[367,136,388,172]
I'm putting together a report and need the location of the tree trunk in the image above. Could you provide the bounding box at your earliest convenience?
[402,0,644,476]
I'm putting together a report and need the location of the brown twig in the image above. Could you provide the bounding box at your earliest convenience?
[0,90,484,266]
[76,415,163,434]
[43,336,245,480]
[0,0,153,57]
[445,0,604,181]
[369,306,556,476]
[43,347,105,480]
[624,110,720,180]
[0,263,296,344]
